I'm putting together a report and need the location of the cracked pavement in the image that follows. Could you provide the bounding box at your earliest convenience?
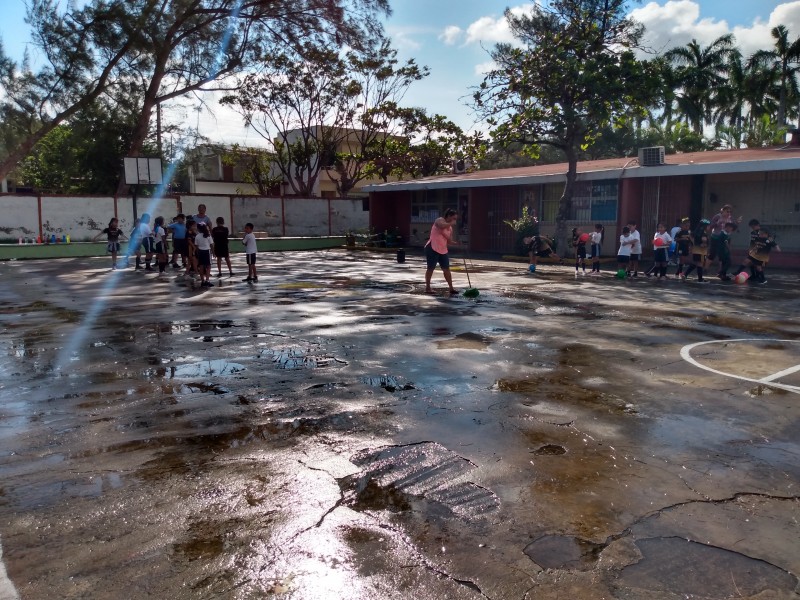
[0,251,798,599]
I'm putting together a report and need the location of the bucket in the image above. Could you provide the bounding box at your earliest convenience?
[396,249,406,263]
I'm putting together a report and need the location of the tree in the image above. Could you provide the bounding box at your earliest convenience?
[219,145,282,196]
[14,97,154,194]
[750,25,800,128]
[1,0,391,188]
[323,40,428,196]
[665,35,736,134]
[472,0,657,255]
[224,38,431,196]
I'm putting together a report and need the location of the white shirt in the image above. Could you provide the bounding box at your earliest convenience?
[195,233,213,251]
[243,232,257,254]
[653,232,672,248]
[590,231,602,245]
[630,229,642,254]
[153,225,166,245]
[618,234,633,256]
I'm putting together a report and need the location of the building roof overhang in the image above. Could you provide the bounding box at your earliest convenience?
[363,147,800,193]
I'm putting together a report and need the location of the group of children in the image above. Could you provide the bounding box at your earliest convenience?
[555,212,781,285]
[603,215,779,284]
[94,205,260,286]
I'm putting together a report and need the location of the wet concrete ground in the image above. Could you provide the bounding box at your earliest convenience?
[0,251,798,600]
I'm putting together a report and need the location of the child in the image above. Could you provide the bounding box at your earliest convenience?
[651,223,672,280]
[93,217,127,270]
[167,214,187,269]
[627,221,642,276]
[212,217,234,277]
[152,216,170,277]
[134,214,154,271]
[617,226,634,273]
[668,218,682,265]
[524,234,557,272]
[571,227,587,275]
[673,218,693,278]
[589,224,603,275]
[734,228,780,284]
[242,223,258,283]
[681,219,711,282]
[194,223,214,287]
[715,222,737,280]
[183,219,198,279]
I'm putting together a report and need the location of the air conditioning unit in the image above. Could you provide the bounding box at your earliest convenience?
[452,158,467,174]
[638,146,665,167]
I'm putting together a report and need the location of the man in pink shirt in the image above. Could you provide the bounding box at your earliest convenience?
[424,208,460,294]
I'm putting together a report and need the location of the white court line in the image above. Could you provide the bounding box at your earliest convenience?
[680,339,800,395]
[759,363,800,383]
[0,537,19,600]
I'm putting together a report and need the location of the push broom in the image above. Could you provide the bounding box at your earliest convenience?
[462,255,480,298]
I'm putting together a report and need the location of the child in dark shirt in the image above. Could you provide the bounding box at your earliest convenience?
[672,218,692,279]
[93,217,127,270]
[211,217,234,277]
[734,228,780,284]
[714,221,737,281]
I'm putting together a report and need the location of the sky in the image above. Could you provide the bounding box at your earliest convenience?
[3,0,800,148]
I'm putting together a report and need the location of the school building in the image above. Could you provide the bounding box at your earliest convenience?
[364,145,800,267]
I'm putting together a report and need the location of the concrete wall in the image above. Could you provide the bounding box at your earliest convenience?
[232,197,284,236]
[0,193,368,242]
[0,196,40,240]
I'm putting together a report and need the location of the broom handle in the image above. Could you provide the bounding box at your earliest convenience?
[462,255,472,288]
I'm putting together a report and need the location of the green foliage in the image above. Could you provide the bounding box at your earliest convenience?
[220,145,282,196]
[504,206,541,255]
[473,0,657,253]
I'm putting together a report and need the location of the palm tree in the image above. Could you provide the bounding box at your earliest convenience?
[750,25,800,127]
[646,56,678,129]
[665,34,736,134]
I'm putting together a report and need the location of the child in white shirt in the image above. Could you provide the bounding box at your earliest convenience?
[242,223,258,283]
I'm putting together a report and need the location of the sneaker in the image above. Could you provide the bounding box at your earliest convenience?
[228,272,234,277]
[111,265,117,270]
[171,263,180,269]
[242,277,253,283]
[448,288,459,295]
[758,279,767,285]
[135,264,142,270]
[145,266,154,271]
[696,279,708,283]
[252,277,258,282]
[217,272,223,277]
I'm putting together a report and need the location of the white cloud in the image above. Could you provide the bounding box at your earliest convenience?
[439,25,463,46]
[632,0,800,58]
[474,60,497,76]
[465,15,514,45]
[386,27,424,52]
[631,1,730,54]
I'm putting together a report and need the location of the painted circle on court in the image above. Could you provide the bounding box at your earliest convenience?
[680,339,800,395]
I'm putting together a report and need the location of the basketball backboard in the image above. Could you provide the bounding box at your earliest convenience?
[124,157,163,185]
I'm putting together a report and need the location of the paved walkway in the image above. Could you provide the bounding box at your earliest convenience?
[0,252,798,599]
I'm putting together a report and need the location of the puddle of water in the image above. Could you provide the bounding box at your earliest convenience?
[619,537,798,596]
[361,376,415,392]
[276,281,325,289]
[532,444,567,456]
[259,347,345,369]
[524,535,603,570]
[170,361,246,378]
[436,333,492,351]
